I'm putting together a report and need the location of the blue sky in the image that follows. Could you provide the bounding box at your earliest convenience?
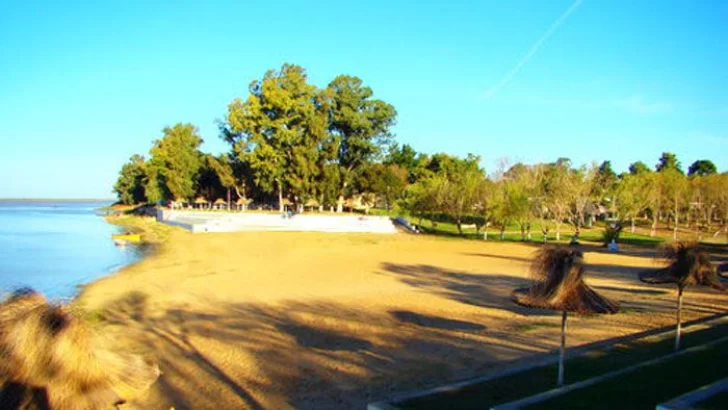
[1,0,726,198]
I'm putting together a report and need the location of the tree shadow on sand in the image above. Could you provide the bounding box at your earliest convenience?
[379,262,548,317]
[389,310,486,331]
[98,291,553,410]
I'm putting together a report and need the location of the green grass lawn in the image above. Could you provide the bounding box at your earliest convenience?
[394,216,665,247]
[396,321,728,410]
[529,339,728,410]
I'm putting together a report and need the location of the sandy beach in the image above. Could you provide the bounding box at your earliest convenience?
[78,226,728,410]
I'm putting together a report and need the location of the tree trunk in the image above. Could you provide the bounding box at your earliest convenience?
[500,226,505,240]
[483,227,488,241]
[630,217,635,233]
[558,311,567,387]
[337,178,350,213]
[650,212,658,237]
[278,184,284,213]
[673,203,679,240]
[336,195,344,213]
[675,288,683,351]
[227,188,231,211]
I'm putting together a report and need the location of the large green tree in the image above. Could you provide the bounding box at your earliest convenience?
[327,75,397,211]
[113,154,147,205]
[226,64,329,210]
[145,123,203,203]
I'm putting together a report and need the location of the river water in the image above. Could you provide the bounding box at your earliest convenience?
[0,200,142,300]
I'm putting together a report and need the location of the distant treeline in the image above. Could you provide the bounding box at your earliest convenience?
[114,64,727,239]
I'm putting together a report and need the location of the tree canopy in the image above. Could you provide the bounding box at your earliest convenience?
[112,63,727,244]
[687,160,717,177]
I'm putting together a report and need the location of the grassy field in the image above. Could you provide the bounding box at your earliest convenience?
[398,321,728,410]
[529,339,728,410]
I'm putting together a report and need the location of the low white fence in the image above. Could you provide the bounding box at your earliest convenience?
[156,210,397,234]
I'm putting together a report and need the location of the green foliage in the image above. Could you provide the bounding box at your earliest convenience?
[328,75,397,193]
[385,143,419,182]
[112,64,727,247]
[145,123,203,202]
[361,164,408,211]
[594,160,618,199]
[113,154,146,204]
[687,159,717,176]
[227,64,328,205]
[628,161,651,175]
[656,152,683,174]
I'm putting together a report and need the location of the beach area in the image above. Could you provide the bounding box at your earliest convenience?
[77,218,728,410]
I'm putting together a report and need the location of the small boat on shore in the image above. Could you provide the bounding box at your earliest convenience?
[111,233,141,243]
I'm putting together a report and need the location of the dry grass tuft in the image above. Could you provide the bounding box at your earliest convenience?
[0,289,159,410]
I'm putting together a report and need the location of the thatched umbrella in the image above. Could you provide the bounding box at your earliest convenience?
[214,198,226,210]
[194,196,208,209]
[512,246,619,386]
[639,242,725,350]
[235,197,251,211]
[0,289,159,409]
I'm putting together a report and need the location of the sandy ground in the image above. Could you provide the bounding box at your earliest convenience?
[78,228,728,410]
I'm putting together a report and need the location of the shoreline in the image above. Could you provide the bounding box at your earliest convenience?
[74,214,172,302]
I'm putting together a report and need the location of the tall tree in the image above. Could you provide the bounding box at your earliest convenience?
[226,64,329,211]
[566,165,596,229]
[594,160,618,202]
[656,152,683,174]
[327,75,397,211]
[113,154,147,205]
[145,123,203,202]
[614,173,650,233]
[661,169,688,239]
[541,161,573,241]
[687,160,717,177]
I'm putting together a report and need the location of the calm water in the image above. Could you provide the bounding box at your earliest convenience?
[0,200,142,300]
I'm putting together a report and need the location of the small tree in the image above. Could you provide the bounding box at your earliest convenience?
[639,242,725,350]
[512,246,619,386]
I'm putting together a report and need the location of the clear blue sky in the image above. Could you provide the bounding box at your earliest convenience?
[1,0,726,198]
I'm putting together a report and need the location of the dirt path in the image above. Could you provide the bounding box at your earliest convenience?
[79,230,728,410]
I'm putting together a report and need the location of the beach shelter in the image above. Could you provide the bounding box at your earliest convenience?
[194,197,208,209]
[213,198,227,210]
[639,242,725,350]
[173,197,188,209]
[304,198,320,212]
[512,246,619,386]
